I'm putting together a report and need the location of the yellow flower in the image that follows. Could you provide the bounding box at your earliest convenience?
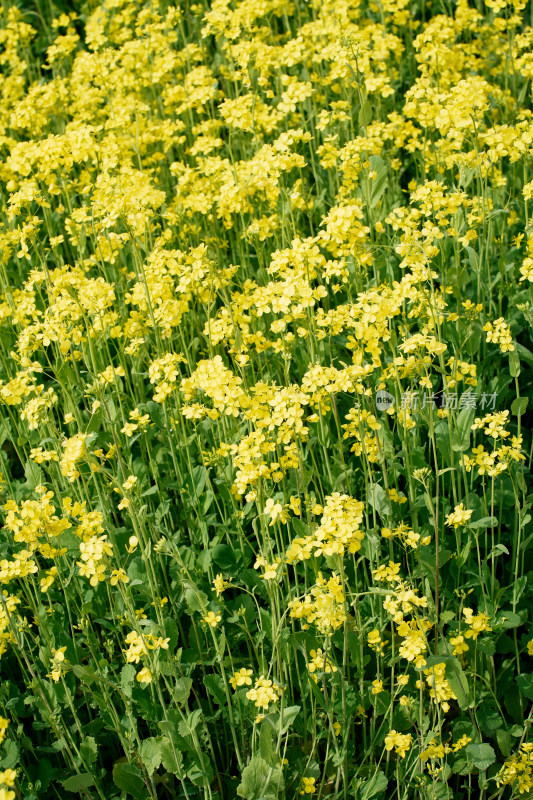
[299,776,316,795]
[384,730,413,758]
[463,608,492,639]
[453,735,472,752]
[246,675,282,710]
[368,629,384,653]
[450,634,469,656]
[40,566,58,592]
[0,718,9,747]
[230,668,253,690]
[110,568,129,586]
[122,475,138,491]
[213,573,231,596]
[445,503,473,528]
[136,668,152,684]
[48,647,68,682]
[202,611,221,627]
[263,497,288,526]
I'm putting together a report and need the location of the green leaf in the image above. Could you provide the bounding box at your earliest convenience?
[465,743,496,771]
[367,483,391,520]
[120,664,136,698]
[369,156,387,209]
[211,544,237,570]
[178,708,203,736]
[184,584,208,614]
[160,737,184,775]
[80,737,97,767]
[424,655,454,669]
[465,246,480,273]
[237,755,284,800]
[259,720,274,765]
[469,517,497,530]
[496,610,526,630]
[509,350,521,377]
[458,539,471,567]
[358,770,388,799]
[147,401,166,429]
[24,459,41,490]
[515,342,533,367]
[292,518,309,538]
[511,397,528,417]
[440,611,455,624]
[513,576,527,605]
[204,674,226,707]
[275,705,300,735]
[358,101,372,128]
[516,673,533,701]
[173,677,193,706]
[369,689,390,716]
[183,465,206,500]
[162,617,179,651]
[61,773,95,793]
[444,660,472,711]
[496,729,512,757]
[451,406,475,452]
[435,422,452,466]
[487,543,509,558]
[113,762,145,795]
[71,665,97,685]
[0,740,19,769]
[139,738,162,776]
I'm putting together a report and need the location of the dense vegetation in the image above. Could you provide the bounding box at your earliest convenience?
[0,0,532,797]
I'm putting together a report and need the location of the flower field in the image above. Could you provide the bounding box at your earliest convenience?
[0,0,532,797]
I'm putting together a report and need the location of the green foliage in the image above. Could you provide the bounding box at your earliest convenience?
[0,0,531,799]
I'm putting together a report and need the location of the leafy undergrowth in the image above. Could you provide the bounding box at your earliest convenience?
[0,0,532,798]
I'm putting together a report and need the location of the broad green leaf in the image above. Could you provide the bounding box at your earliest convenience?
[369,156,387,209]
[173,677,193,706]
[496,729,512,757]
[358,101,372,128]
[71,665,97,685]
[112,762,145,795]
[516,673,533,701]
[465,743,496,771]
[259,720,274,765]
[184,584,208,614]
[367,483,391,520]
[358,770,388,799]
[211,544,237,570]
[204,674,226,706]
[120,664,136,698]
[0,740,19,770]
[237,755,284,800]
[511,397,528,416]
[80,737,97,767]
[267,705,301,735]
[509,350,520,377]
[160,738,184,775]
[61,773,95,793]
[451,406,475,452]
[139,737,162,775]
[178,708,203,736]
[469,516,497,530]
[444,659,472,710]
[487,543,509,558]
